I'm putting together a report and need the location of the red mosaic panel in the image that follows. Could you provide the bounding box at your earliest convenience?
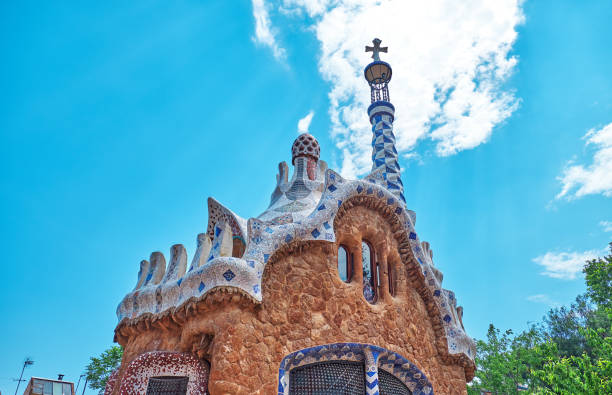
[114,352,208,395]
[105,368,120,395]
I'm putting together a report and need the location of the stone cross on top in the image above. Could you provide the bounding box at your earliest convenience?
[365,38,387,61]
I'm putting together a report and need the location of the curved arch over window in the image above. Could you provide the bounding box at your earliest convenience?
[278,343,433,395]
[362,241,377,303]
[337,245,352,282]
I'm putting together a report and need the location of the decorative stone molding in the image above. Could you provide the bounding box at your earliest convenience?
[278,343,433,395]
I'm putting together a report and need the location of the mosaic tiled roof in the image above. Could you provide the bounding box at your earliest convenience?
[116,149,475,367]
[115,53,476,372]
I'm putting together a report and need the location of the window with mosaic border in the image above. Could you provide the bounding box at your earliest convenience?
[278,343,433,395]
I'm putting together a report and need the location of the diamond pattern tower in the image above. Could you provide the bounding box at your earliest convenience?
[365,38,405,203]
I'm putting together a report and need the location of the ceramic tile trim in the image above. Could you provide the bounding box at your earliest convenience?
[277,343,433,395]
[116,167,475,363]
[368,101,405,204]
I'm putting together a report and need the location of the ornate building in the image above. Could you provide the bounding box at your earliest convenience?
[106,40,475,395]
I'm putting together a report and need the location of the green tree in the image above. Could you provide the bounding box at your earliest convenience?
[531,247,612,394]
[584,243,612,309]
[468,325,543,394]
[532,320,612,394]
[469,244,612,394]
[539,292,610,358]
[540,295,591,357]
[85,345,123,393]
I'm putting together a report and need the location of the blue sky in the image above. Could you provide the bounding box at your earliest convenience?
[1,0,611,392]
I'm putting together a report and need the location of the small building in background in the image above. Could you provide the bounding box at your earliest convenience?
[23,377,74,395]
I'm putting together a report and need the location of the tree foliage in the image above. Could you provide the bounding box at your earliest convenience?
[541,294,591,358]
[530,321,612,394]
[468,325,544,394]
[85,345,123,392]
[470,244,612,394]
[584,243,612,309]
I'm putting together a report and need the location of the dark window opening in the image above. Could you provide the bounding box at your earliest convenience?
[379,369,412,394]
[289,361,365,395]
[362,241,377,303]
[146,376,189,395]
[338,245,353,282]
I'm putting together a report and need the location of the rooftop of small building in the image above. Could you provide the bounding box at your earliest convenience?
[113,39,476,376]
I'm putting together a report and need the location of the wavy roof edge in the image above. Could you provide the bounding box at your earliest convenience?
[115,168,476,373]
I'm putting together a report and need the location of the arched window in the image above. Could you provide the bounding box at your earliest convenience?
[279,343,433,395]
[289,361,365,394]
[362,241,377,303]
[338,245,352,282]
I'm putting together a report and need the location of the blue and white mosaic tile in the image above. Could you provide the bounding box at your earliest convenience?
[115,132,475,365]
[277,343,433,395]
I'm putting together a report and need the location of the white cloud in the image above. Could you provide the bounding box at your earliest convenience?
[557,122,612,200]
[600,220,612,233]
[252,0,286,60]
[526,294,560,308]
[253,0,524,177]
[297,110,315,133]
[533,249,602,280]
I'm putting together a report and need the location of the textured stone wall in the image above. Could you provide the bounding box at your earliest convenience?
[113,205,468,394]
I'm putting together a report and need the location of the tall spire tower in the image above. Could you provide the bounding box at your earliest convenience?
[364,38,405,203]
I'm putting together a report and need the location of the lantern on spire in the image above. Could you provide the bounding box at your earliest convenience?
[364,38,392,103]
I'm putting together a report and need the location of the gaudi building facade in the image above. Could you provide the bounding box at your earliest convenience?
[106,40,476,395]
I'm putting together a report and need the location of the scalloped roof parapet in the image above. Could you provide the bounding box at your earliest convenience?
[116,168,475,365]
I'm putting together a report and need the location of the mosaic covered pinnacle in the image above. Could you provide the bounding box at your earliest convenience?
[291,132,320,164]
